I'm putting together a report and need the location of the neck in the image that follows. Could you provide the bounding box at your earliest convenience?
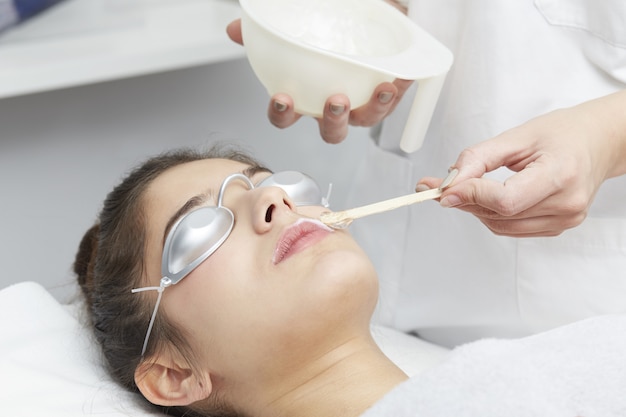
[252,335,408,417]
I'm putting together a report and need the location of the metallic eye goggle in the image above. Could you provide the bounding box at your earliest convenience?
[132,171,330,355]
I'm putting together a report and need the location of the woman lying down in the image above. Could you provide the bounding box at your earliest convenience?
[75,144,626,417]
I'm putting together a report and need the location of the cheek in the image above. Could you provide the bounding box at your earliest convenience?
[163,248,254,335]
[173,241,267,328]
[178,248,255,314]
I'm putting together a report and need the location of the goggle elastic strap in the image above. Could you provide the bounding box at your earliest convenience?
[131,277,172,356]
[323,183,333,208]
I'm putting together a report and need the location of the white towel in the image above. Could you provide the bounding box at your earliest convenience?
[363,314,626,416]
[0,281,165,417]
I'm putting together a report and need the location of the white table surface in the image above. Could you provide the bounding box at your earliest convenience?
[0,0,245,99]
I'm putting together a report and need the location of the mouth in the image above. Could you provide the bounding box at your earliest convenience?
[272,218,333,265]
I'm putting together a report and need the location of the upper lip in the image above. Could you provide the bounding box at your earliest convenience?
[272,218,333,264]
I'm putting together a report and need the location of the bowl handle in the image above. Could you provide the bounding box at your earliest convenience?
[399,72,447,153]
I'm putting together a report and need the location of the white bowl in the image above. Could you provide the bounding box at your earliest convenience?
[239,0,453,152]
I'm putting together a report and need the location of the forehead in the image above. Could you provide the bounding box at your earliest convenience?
[148,158,253,196]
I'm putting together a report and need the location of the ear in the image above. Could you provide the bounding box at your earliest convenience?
[134,353,212,406]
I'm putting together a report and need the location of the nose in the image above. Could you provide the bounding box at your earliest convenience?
[250,186,296,233]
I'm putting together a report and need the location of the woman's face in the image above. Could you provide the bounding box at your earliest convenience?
[142,158,378,381]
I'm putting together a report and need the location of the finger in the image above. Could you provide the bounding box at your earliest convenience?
[438,172,542,216]
[388,79,414,113]
[226,19,243,45]
[415,175,448,191]
[319,94,351,144]
[480,217,563,237]
[419,185,575,236]
[349,82,398,127]
[268,94,301,129]
[417,171,586,237]
[445,155,565,215]
[417,160,556,216]
[453,186,589,222]
[476,213,581,237]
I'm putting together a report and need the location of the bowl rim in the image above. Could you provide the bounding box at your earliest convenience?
[239,0,453,79]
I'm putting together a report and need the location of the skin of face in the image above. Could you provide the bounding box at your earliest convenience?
[142,158,380,406]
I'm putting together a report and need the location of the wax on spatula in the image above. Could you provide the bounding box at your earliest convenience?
[320,169,458,229]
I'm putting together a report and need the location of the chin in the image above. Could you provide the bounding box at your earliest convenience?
[307,246,380,319]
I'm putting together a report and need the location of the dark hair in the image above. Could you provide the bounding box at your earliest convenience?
[74,144,269,417]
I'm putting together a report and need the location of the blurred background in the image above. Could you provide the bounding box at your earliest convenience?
[0,0,370,301]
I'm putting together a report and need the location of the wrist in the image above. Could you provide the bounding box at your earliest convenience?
[575,89,626,181]
[600,90,626,178]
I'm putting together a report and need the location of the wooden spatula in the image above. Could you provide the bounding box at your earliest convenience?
[320,169,458,229]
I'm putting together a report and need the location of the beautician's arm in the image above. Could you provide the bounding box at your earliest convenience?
[418,89,626,237]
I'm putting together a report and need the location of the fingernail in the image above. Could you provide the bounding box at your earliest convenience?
[329,103,346,116]
[440,195,461,208]
[440,168,459,190]
[378,91,393,104]
[415,184,430,192]
[273,100,288,112]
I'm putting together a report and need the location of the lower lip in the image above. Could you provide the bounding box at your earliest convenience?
[273,228,331,264]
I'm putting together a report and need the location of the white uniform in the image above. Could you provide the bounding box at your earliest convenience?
[347,0,626,347]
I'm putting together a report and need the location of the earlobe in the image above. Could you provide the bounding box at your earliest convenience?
[135,355,212,406]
